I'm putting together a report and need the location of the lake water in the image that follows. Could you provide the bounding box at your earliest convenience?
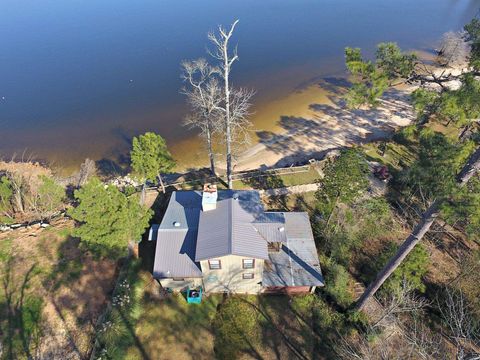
[0,0,477,171]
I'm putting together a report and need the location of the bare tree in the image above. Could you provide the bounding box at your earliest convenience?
[402,315,449,360]
[208,20,254,188]
[181,59,222,175]
[8,173,27,214]
[372,281,428,329]
[356,147,480,311]
[77,158,96,187]
[437,31,470,68]
[439,288,480,359]
[339,284,447,360]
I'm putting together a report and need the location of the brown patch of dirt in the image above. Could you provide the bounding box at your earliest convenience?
[0,160,52,182]
[0,219,117,359]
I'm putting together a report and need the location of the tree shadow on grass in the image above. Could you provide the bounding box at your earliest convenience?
[243,172,289,211]
[132,293,221,359]
[291,194,315,212]
[248,295,312,360]
[1,256,44,359]
[41,235,118,358]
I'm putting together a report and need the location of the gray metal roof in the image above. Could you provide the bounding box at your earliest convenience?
[152,229,203,278]
[152,191,203,278]
[263,212,324,287]
[195,190,269,261]
[159,191,202,231]
[253,223,287,243]
[151,191,322,284]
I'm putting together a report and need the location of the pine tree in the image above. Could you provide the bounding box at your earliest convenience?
[68,178,152,258]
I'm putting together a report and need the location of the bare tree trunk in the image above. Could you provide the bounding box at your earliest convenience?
[140,183,146,206]
[181,59,222,178]
[206,122,216,176]
[10,180,24,214]
[221,26,235,189]
[157,173,166,194]
[209,20,239,189]
[207,21,254,188]
[356,147,480,311]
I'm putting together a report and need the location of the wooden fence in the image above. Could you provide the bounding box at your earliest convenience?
[155,163,314,190]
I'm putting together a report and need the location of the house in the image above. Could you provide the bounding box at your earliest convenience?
[148,184,324,294]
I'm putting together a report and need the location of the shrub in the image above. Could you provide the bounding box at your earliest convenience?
[95,259,145,357]
[356,197,396,241]
[317,198,397,266]
[316,148,369,216]
[0,176,13,221]
[291,294,317,317]
[213,296,260,359]
[325,262,354,308]
[393,124,417,144]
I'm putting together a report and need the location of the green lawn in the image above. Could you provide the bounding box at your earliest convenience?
[233,166,320,190]
[127,292,222,359]
[362,141,417,170]
[97,269,322,360]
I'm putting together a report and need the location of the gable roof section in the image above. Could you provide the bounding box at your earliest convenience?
[153,229,203,278]
[152,191,203,279]
[263,212,324,287]
[159,191,202,230]
[253,212,287,243]
[195,190,269,261]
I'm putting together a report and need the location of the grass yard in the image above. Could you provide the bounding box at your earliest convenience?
[171,166,320,192]
[130,294,319,360]
[362,140,416,170]
[98,259,323,360]
[233,166,320,190]
[126,292,221,359]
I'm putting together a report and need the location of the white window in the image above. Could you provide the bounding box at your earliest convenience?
[242,258,255,269]
[243,273,254,280]
[208,259,221,270]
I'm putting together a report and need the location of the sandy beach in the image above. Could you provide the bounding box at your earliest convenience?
[235,78,415,171]
[183,54,464,174]
[171,75,415,174]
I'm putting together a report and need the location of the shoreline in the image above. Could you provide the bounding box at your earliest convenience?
[5,52,463,179]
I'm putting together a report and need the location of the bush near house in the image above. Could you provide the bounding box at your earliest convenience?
[213,296,261,359]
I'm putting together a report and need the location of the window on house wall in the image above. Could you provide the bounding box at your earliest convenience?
[243,273,254,280]
[242,258,255,269]
[172,278,185,281]
[208,259,221,270]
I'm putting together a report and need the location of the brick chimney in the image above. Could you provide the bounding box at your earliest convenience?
[202,183,218,211]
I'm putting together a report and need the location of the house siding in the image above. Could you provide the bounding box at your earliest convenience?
[200,255,264,294]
